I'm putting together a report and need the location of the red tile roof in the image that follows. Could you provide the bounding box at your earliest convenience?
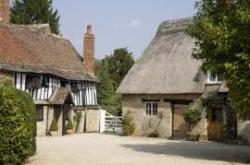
[0,22,97,81]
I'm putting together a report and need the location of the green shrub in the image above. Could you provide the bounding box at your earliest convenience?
[183,109,201,125]
[186,132,200,141]
[73,111,82,133]
[0,78,13,87]
[122,110,135,136]
[50,118,58,131]
[66,119,73,130]
[0,87,36,164]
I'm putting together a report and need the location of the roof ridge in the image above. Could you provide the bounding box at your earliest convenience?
[157,17,193,35]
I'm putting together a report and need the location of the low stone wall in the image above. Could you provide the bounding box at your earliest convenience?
[85,110,101,132]
[238,120,250,142]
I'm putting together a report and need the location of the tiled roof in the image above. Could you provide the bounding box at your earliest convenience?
[0,22,97,81]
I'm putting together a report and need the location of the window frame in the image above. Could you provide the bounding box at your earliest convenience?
[207,71,223,84]
[145,102,158,116]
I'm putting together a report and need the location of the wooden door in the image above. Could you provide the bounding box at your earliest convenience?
[208,107,223,140]
[173,104,190,138]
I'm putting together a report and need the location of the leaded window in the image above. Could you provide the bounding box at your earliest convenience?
[145,102,158,116]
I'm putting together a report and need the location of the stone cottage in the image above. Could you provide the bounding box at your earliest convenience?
[117,17,250,141]
[0,0,101,136]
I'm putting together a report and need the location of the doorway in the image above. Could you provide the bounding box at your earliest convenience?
[208,107,224,140]
[172,104,190,138]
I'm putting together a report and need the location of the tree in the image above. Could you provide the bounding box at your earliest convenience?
[11,0,60,34]
[104,48,135,89]
[96,60,115,106]
[187,0,250,120]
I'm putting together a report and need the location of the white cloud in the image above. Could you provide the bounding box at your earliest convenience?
[123,20,143,29]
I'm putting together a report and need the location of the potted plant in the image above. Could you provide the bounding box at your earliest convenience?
[50,118,58,136]
[66,118,74,134]
[183,109,201,141]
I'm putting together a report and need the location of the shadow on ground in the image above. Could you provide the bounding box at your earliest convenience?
[122,141,250,164]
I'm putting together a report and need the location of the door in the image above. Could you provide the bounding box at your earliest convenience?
[208,107,223,140]
[173,104,190,138]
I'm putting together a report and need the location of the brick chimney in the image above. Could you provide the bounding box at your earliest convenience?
[83,25,95,74]
[0,0,10,23]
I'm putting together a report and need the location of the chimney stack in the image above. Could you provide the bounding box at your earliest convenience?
[83,25,95,74]
[0,0,10,23]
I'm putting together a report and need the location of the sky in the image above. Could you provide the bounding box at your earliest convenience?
[53,0,197,59]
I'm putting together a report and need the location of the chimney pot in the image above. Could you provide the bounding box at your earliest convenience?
[87,25,92,34]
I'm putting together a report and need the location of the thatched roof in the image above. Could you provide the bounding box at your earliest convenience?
[117,17,203,94]
[49,87,74,105]
[0,22,97,81]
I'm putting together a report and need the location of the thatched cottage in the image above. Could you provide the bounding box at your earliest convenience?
[118,17,250,141]
[0,0,101,136]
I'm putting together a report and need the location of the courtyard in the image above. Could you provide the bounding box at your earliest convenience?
[27,133,250,165]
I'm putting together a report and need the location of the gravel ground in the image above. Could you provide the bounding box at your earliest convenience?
[27,133,250,165]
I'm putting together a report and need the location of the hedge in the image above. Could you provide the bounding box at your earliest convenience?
[0,87,36,164]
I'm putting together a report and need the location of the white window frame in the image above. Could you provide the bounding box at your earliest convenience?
[207,71,223,84]
[145,102,158,116]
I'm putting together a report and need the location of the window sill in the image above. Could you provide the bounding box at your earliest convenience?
[206,82,222,85]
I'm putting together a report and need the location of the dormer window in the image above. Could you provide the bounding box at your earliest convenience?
[207,71,223,84]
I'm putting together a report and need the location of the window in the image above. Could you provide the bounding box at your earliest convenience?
[207,71,223,84]
[145,102,158,116]
[41,76,49,88]
[26,74,40,90]
[36,106,43,121]
[61,80,68,87]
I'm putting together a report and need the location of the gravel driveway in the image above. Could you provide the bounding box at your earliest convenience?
[27,133,250,165]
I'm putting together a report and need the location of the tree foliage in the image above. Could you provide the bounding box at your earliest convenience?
[96,60,115,106]
[104,48,135,89]
[11,0,60,34]
[96,48,135,115]
[0,87,36,164]
[187,0,250,120]
[183,109,201,125]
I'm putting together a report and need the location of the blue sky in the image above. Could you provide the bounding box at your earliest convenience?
[53,0,197,59]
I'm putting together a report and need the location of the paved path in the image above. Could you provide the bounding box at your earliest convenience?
[27,134,250,165]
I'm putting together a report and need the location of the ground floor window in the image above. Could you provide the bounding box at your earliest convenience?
[145,102,158,116]
[36,105,43,121]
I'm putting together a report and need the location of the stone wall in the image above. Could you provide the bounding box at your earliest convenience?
[238,120,250,142]
[189,98,208,140]
[122,94,203,138]
[37,106,49,136]
[85,109,100,132]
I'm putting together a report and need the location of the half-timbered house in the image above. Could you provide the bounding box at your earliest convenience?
[0,0,100,136]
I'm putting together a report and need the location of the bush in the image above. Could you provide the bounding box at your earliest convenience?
[183,109,201,125]
[73,111,82,133]
[0,87,36,164]
[66,119,73,130]
[186,132,200,141]
[122,110,135,136]
[50,118,58,132]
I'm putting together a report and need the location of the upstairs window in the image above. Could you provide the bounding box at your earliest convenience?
[207,71,223,84]
[26,75,40,90]
[41,76,49,88]
[145,102,158,116]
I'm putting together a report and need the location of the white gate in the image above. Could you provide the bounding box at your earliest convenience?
[99,111,122,134]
